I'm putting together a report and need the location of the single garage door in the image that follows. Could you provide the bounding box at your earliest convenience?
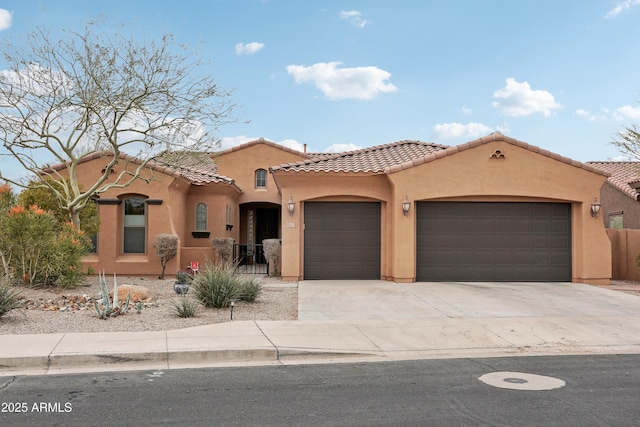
[416,202,571,281]
[304,202,381,280]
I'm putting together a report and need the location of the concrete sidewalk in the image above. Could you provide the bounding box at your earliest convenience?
[2,281,640,375]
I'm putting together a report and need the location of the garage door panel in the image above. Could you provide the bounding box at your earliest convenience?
[304,202,381,280]
[417,202,571,282]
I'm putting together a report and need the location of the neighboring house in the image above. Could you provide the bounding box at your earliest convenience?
[586,162,640,229]
[66,132,610,285]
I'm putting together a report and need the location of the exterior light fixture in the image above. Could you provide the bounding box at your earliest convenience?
[402,196,411,216]
[590,198,601,218]
[287,197,295,216]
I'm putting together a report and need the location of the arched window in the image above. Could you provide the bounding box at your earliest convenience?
[195,203,208,231]
[123,197,146,254]
[255,169,267,188]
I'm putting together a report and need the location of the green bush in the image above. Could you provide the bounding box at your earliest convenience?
[191,263,263,308]
[0,277,22,317]
[191,263,242,308]
[239,277,262,303]
[0,203,90,288]
[170,296,200,318]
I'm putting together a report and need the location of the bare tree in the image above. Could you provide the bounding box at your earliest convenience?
[0,19,235,229]
[612,122,640,160]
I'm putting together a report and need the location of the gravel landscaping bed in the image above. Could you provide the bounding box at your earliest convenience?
[0,275,298,335]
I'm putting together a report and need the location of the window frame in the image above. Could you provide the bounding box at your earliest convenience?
[123,196,147,254]
[195,203,208,231]
[255,169,267,188]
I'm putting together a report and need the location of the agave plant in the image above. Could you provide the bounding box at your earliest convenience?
[94,271,131,319]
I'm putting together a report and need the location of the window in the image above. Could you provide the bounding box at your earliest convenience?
[255,169,267,188]
[123,197,146,253]
[195,203,208,231]
[609,211,623,229]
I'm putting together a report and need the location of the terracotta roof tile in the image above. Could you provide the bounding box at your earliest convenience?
[45,150,238,188]
[586,161,640,201]
[270,140,448,174]
[155,152,236,185]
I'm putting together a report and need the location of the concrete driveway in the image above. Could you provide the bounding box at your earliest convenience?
[298,281,640,321]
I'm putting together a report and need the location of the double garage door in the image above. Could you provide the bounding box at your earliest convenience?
[416,202,572,282]
[303,201,571,281]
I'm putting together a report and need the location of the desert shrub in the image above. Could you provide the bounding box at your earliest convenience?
[0,276,22,317]
[262,238,281,276]
[211,237,234,266]
[154,234,179,279]
[239,277,262,303]
[170,296,200,318]
[191,263,242,308]
[0,204,90,287]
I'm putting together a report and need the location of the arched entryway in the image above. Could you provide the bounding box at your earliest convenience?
[238,202,281,272]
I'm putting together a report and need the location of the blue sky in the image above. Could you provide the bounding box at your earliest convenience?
[1,0,640,181]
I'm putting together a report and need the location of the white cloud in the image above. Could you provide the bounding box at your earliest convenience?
[277,138,306,152]
[606,0,640,18]
[432,122,493,139]
[324,143,363,153]
[0,9,11,31]
[615,105,640,120]
[286,61,397,100]
[492,78,562,117]
[575,109,598,121]
[339,10,368,28]
[235,42,265,55]
[461,105,472,114]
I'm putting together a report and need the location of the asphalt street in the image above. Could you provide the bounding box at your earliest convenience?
[1,354,639,426]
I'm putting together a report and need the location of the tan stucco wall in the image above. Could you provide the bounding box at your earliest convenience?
[77,156,185,276]
[273,173,392,281]
[274,139,611,285]
[79,142,303,276]
[387,140,611,285]
[214,143,307,204]
[607,228,640,281]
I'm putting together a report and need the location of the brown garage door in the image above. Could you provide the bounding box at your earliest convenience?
[416,202,571,281]
[304,202,381,280]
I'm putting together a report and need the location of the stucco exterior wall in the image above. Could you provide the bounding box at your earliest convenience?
[607,228,640,280]
[214,143,307,205]
[386,140,610,285]
[273,173,392,281]
[77,156,185,276]
[600,182,640,229]
[274,139,611,285]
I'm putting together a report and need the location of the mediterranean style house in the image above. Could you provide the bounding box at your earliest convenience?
[72,132,611,285]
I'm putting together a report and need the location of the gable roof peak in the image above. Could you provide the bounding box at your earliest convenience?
[215,137,311,158]
[385,133,609,177]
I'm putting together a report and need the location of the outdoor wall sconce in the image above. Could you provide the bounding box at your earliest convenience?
[590,198,601,218]
[402,196,411,216]
[287,196,295,216]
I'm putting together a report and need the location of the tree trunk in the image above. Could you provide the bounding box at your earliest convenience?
[70,208,81,230]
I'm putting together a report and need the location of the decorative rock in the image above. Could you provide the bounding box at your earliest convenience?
[114,284,154,303]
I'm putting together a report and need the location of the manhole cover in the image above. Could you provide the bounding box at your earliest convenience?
[479,371,566,391]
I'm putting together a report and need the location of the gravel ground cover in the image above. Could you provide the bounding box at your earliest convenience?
[0,275,297,335]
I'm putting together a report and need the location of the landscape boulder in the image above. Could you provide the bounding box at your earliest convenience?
[114,284,154,303]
